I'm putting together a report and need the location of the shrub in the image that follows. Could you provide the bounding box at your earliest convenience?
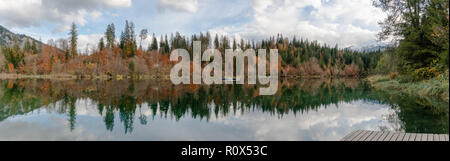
[130,57,149,75]
[3,46,25,71]
[0,48,5,72]
[412,66,440,80]
[389,72,398,79]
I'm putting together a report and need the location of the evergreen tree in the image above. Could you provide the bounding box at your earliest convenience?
[149,33,158,51]
[164,34,169,54]
[24,40,31,53]
[105,23,116,49]
[119,20,137,58]
[3,36,25,70]
[373,0,449,78]
[220,35,229,51]
[159,35,164,53]
[69,22,78,57]
[214,34,219,49]
[31,40,38,54]
[98,37,105,51]
[205,31,211,48]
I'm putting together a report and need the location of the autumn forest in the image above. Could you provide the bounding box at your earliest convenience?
[0,20,385,80]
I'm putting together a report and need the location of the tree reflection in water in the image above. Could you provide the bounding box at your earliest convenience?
[0,78,448,134]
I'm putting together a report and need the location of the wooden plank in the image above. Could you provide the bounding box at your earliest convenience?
[364,131,379,141]
[377,131,390,141]
[342,130,363,141]
[409,133,417,141]
[402,133,411,141]
[427,134,433,141]
[360,131,374,141]
[340,131,354,141]
[433,134,439,141]
[341,131,356,141]
[421,134,428,141]
[342,130,359,141]
[396,133,406,141]
[384,132,395,141]
[358,130,373,141]
[371,131,385,141]
[345,130,362,141]
[390,132,400,141]
[353,130,370,141]
[340,130,449,141]
[416,134,422,141]
[415,134,422,141]
[354,130,367,141]
[353,130,368,141]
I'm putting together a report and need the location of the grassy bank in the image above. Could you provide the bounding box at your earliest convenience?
[366,74,449,102]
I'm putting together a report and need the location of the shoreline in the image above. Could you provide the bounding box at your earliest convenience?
[0,73,361,80]
[365,75,449,102]
[0,73,170,80]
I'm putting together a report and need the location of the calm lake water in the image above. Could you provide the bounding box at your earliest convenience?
[0,79,448,140]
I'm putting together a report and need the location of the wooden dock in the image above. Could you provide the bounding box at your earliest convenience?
[341,130,449,141]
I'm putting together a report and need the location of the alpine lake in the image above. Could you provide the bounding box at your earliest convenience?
[0,78,448,140]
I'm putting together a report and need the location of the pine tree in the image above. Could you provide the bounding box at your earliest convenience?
[24,40,31,53]
[205,31,211,48]
[98,37,105,51]
[105,23,116,49]
[159,35,164,53]
[214,34,219,49]
[69,22,78,57]
[220,35,229,51]
[31,40,38,54]
[3,36,25,70]
[150,33,158,51]
[119,20,137,58]
[164,34,170,54]
[129,22,137,57]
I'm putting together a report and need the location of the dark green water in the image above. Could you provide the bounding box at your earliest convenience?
[0,79,448,140]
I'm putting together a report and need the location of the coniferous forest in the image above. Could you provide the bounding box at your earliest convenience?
[0,21,382,78]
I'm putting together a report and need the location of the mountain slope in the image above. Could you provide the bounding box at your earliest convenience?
[0,25,42,48]
[344,42,392,52]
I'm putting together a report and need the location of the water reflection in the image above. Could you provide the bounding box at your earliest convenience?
[0,79,448,140]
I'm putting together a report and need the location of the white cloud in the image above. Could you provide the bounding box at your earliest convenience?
[111,13,119,17]
[77,34,103,54]
[104,0,132,8]
[0,0,132,32]
[89,10,103,20]
[211,0,386,48]
[157,0,198,13]
[76,33,156,54]
[1,0,387,48]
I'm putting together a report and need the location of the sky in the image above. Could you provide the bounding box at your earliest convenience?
[0,0,387,52]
